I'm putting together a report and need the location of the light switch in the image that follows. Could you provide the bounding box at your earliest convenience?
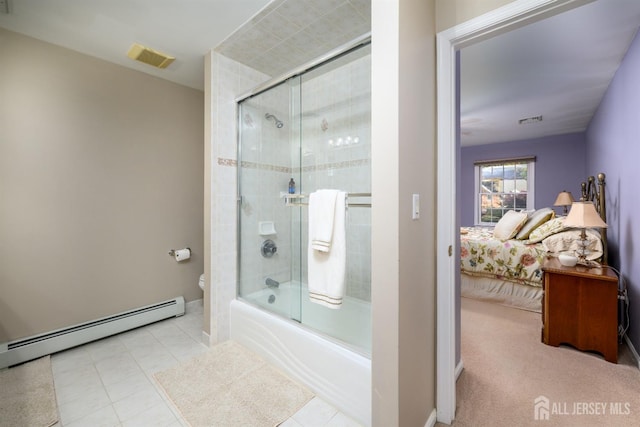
[412,194,420,220]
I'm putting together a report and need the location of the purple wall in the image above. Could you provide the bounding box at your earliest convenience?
[586,30,640,352]
[460,133,586,226]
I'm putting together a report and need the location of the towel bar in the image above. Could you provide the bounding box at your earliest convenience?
[282,192,371,208]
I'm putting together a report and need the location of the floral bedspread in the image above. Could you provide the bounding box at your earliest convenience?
[460,227,546,287]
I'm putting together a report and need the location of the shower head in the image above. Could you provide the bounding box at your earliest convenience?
[265,113,284,128]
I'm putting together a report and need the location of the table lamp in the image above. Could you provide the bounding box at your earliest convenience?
[563,201,607,265]
[553,191,574,214]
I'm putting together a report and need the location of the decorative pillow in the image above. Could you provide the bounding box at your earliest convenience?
[542,229,603,260]
[493,210,528,241]
[526,217,566,243]
[515,207,555,240]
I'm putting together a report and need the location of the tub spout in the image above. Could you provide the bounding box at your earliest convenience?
[265,278,280,288]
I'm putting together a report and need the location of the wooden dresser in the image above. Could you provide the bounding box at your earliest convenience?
[541,257,618,363]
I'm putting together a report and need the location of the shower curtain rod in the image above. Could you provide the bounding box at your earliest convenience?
[283,192,371,208]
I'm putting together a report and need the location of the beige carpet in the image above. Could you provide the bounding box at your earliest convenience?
[445,297,640,427]
[0,356,59,427]
[154,340,314,427]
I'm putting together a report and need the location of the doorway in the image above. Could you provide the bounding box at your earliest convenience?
[435,0,596,423]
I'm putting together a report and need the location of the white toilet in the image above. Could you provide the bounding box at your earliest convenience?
[198,273,205,291]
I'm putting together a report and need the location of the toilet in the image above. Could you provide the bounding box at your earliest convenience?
[198,273,205,291]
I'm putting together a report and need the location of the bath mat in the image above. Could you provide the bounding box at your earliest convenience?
[0,356,59,427]
[154,340,314,426]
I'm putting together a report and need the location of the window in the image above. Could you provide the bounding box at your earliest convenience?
[474,157,535,225]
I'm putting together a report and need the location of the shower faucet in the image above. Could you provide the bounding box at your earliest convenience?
[265,278,280,288]
[261,239,277,258]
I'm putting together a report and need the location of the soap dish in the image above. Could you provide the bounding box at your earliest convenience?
[259,221,276,236]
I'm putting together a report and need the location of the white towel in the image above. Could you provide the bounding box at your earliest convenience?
[309,190,339,252]
[308,190,346,309]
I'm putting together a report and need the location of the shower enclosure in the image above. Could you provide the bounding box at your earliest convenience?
[236,43,371,356]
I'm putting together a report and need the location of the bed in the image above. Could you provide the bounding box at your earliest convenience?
[460,173,608,312]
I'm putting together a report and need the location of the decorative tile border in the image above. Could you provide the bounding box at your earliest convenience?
[217,157,370,173]
[217,158,237,167]
[299,158,370,173]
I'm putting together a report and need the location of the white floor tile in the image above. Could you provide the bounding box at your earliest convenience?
[51,347,93,375]
[280,417,304,427]
[134,348,179,374]
[118,326,156,346]
[57,385,112,425]
[55,380,103,407]
[95,352,144,386]
[113,386,165,422]
[119,330,162,352]
[166,341,208,362]
[292,398,339,427]
[103,369,153,402]
[52,363,102,390]
[64,404,120,427]
[84,335,128,363]
[147,322,185,341]
[324,412,363,427]
[120,401,178,427]
[50,309,359,427]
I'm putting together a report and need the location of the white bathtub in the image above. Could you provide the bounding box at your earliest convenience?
[230,283,371,426]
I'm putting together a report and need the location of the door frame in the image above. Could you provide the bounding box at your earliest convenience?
[435,0,593,423]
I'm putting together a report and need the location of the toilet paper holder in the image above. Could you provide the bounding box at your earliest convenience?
[168,248,191,257]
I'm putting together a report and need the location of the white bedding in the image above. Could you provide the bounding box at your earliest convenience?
[461,273,542,313]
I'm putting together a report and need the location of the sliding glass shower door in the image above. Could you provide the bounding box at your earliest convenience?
[237,43,371,355]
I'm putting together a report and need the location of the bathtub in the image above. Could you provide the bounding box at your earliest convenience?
[230,282,371,426]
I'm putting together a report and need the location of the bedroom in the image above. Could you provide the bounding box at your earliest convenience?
[455,0,640,377]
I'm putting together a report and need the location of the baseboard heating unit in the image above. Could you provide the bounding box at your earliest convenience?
[0,296,185,369]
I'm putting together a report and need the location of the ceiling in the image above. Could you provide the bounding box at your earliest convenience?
[460,0,640,146]
[0,0,369,91]
[2,0,637,146]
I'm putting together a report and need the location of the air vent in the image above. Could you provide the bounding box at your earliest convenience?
[518,115,543,125]
[127,43,175,69]
[0,0,9,14]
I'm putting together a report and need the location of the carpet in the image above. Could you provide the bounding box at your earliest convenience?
[0,356,59,427]
[445,297,640,427]
[154,340,314,427]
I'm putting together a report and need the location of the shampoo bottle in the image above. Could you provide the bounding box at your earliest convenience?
[288,178,296,194]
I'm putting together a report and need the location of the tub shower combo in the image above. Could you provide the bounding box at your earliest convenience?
[230,41,372,425]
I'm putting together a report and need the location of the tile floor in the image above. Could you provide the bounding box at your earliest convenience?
[51,300,361,427]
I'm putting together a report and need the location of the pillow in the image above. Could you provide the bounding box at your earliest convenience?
[493,210,528,241]
[542,229,603,260]
[515,207,555,240]
[526,217,566,243]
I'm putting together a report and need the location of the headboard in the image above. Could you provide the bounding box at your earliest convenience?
[580,173,607,264]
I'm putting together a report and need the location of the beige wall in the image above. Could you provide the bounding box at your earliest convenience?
[0,28,204,343]
[398,0,437,423]
[372,0,437,425]
[435,0,516,32]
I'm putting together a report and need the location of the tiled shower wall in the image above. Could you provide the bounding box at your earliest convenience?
[209,45,371,342]
[207,52,268,343]
[237,47,371,302]
[296,49,371,301]
[237,82,294,298]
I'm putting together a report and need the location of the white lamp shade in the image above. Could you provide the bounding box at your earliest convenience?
[553,191,574,207]
[564,201,607,228]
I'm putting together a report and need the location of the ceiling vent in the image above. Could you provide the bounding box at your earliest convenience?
[0,0,9,14]
[127,43,175,69]
[518,115,543,125]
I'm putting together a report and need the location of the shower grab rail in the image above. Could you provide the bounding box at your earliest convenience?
[282,192,371,208]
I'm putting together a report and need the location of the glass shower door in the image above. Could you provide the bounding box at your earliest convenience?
[237,42,371,355]
[237,76,302,322]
